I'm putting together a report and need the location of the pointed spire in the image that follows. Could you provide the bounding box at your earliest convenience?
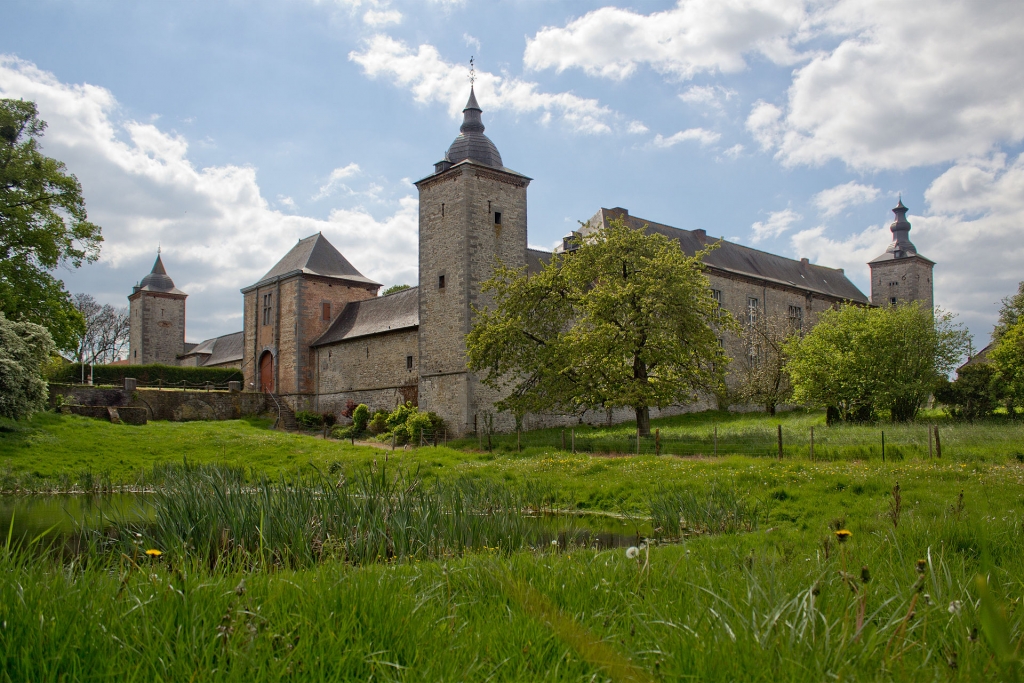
[150,252,167,275]
[886,196,916,257]
[460,86,485,135]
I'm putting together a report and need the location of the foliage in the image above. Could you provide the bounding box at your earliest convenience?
[468,218,733,436]
[0,312,55,419]
[380,283,410,296]
[990,319,1024,414]
[340,399,358,418]
[294,411,324,429]
[47,362,241,386]
[71,293,129,367]
[366,410,388,435]
[385,401,417,431]
[735,312,795,415]
[934,363,1002,421]
[992,280,1024,342]
[351,404,370,433]
[0,99,103,352]
[787,303,970,423]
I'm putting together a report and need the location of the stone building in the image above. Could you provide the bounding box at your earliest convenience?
[132,86,935,432]
[127,253,242,369]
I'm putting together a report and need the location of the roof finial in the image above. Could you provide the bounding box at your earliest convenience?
[468,56,476,87]
[157,244,161,255]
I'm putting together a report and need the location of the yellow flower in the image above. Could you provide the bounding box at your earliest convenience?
[835,529,852,543]
[145,549,163,557]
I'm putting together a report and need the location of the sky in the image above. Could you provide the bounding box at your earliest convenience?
[1,0,1022,348]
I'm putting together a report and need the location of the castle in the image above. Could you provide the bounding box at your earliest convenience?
[128,87,934,434]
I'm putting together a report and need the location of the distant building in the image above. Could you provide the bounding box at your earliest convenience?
[129,87,935,432]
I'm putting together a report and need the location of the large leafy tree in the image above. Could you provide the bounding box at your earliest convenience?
[467,218,733,436]
[787,302,970,423]
[736,312,795,416]
[0,99,102,352]
[990,320,1024,415]
[72,293,130,367]
[0,311,55,419]
[993,281,1024,342]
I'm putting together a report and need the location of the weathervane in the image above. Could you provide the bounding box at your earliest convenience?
[469,56,476,87]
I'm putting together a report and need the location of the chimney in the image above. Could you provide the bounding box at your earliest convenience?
[800,257,809,265]
[837,268,844,274]
[693,229,707,243]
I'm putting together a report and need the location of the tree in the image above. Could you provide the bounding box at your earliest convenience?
[72,293,130,368]
[0,311,55,419]
[467,218,733,436]
[0,99,103,352]
[990,319,1024,415]
[934,363,1001,421]
[787,302,970,423]
[736,312,795,416]
[381,284,410,296]
[993,281,1024,342]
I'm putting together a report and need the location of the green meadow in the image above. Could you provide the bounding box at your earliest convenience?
[1,411,1023,681]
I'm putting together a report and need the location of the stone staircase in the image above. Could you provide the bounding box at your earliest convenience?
[266,392,298,431]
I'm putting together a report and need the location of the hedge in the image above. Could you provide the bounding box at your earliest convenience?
[48,363,243,386]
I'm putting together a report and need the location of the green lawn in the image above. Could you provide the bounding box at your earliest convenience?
[2,411,1023,680]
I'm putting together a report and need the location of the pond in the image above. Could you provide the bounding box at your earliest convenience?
[0,494,652,552]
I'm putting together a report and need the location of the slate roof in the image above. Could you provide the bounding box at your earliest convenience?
[242,233,380,292]
[578,208,869,303]
[312,286,419,346]
[135,254,186,296]
[445,87,503,169]
[179,331,244,367]
[870,199,935,265]
[527,248,551,274]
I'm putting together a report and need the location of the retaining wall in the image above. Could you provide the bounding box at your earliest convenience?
[49,384,267,422]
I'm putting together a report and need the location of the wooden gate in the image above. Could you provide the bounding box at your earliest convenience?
[259,351,274,393]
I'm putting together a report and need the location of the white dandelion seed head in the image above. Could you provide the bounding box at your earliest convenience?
[626,546,640,559]
[948,600,962,614]
[551,539,558,546]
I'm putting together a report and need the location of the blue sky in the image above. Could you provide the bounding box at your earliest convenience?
[2,0,1022,347]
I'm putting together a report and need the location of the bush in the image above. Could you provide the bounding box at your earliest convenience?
[332,425,357,440]
[0,312,55,420]
[407,410,446,444]
[294,411,324,429]
[367,411,388,435]
[352,404,370,433]
[322,412,337,428]
[934,363,1001,421]
[340,400,358,419]
[48,362,241,386]
[386,402,416,431]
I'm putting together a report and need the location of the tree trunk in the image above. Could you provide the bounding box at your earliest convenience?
[635,406,651,437]
[767,402,776,416]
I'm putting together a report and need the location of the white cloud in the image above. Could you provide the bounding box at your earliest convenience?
[463,33,481,53]
[722,143,744,159]
[316,0,402,26]
[0,56,418,342]
[812,181,880,217]
[752,0,1024,170]
[792,154,1024,341]
[524,0,809,81]
[314,163,361,199]
[363,9,402,26]
[679,84,737,109]
[750,208,801,243]
[627,120,649,135]
[349,34,617,134]
[651,128,720,148]
[278,195,296,209]
[746,100,783,151]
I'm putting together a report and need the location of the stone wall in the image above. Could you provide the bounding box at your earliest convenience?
[869,256,934,310]
[128,291,186,365]
[49,385,266,422]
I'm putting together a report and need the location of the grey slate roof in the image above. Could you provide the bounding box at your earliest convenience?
[179,331,244,367]
[312,286,419,346]
[527,248,551,274]
[580,208,869,303]
[445,87,503,169]
[243,233,381,292]
[137,254,186,295]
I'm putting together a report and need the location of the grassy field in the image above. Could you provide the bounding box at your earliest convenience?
[1,411,1023,680]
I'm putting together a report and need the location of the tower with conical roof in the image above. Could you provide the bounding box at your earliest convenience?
[415,86,531,435]
[868,198,934,310]
[128,251,188,365]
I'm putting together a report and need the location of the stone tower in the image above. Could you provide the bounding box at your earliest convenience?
[128,252,187,365]
[869,199,934,310]
[415,87,531,435]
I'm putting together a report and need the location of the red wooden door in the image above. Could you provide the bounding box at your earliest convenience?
[259,352,274,393]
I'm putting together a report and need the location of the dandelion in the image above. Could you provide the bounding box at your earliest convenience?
[550,539,558,546]
[835,529,852,543]
[948,600,962,614]
[145,549,163,557]
[626,546,640,559]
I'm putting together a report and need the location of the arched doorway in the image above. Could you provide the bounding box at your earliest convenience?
[259,351,274,393]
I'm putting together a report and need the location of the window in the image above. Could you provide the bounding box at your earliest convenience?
[890,297,898,306]
[788,305,803,332]
[494,211,502,225]
[711,289,723,317]
[322,302,331,321]
[441,202,445,217]
[406,355,413,370]
[747,297,759,324]
[438,274,446,289]
[262,293,273,326]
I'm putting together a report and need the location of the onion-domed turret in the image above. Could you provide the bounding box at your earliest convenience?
[134,251,186,295]
[443,87,503,169]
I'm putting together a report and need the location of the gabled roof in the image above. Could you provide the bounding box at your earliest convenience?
[579,208,869,304]
[312,286,419,346]
[242,233,380,292]
[179,331,244,366]
[527,248,551,275]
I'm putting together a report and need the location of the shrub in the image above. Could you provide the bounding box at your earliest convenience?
[367,411,388,435]
[340,399,358,419]
[295,411,324,429]
[352,404,370,433]
[0,312,55,420]
[386,402,416,431]
[47,363,241,386]
[407,410,446,443]
[934,363,1001,421]
[332,425,356,440]
[321,412,337,428]
[391,423,410,445]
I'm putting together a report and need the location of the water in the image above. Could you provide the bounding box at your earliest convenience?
[0,494,652,552]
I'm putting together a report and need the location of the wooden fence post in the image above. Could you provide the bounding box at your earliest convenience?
[714,425,718,456]
[561,429,565,451]
[517,429,521,453]
[810,426,814,461]
[881,430,885,463]
[928,426,933,459]
[934,426,942,458]
[571,428,575,454]
[636,426,640,456]
[777,425,783,460]
[655,428,661,456]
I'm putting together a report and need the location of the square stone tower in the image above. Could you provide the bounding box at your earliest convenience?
[869,199,934,310]
[128,252,187,365]
[415,87,531,435]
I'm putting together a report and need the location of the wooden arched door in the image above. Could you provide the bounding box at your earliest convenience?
[259,351,274,393]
